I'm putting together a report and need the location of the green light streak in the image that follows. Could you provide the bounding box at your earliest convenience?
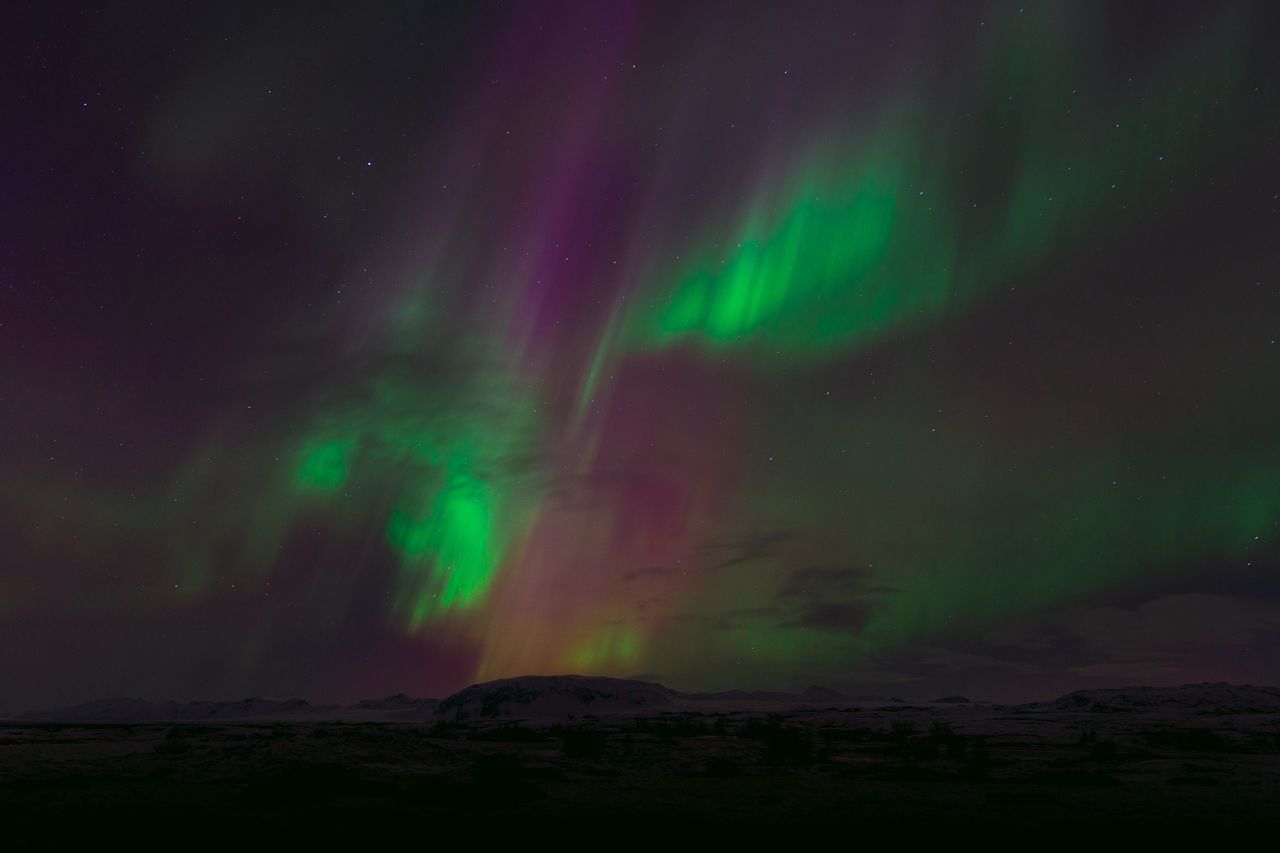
[279,360,541,628]
[630,126,955,357]
[295,439,352,491]
[568,623,642,671]
[387,451,506,626]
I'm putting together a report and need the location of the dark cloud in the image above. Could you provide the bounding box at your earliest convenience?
[708,606,782,631]
[724,606,782,620]
[778,565,875,598]
[621,566,671,583]
[859,592,1280,701]
[699,528,797,570]
[1062,594,1280,660]
[781,601,873,633]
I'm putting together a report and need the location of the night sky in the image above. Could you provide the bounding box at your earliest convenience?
[5,1,1280,711]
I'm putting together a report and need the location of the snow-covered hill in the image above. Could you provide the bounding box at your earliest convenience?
[435,675,676,720]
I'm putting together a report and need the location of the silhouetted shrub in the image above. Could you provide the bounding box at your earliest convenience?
[929,722,957,742]
[472,724,546,742]
[1023,770,1121,787]
[735,718,814,765]
[1167,776,1219,786]
[426,721,466,739]
[961,736,990,778]
[472,753,524,783]
[819,726,875,743]
[764,728,814,767]
[469,753,547,806]
[739,717,787,741]
[705,758,741,778]
[1090,738,1120,761]
[889,721,938,759]
[634,715,712,737]
[1138,728,1230,752]
[559,728,606,759]
[152,727,190,756]
[889,721,917,744]
[1245,731,1280,753]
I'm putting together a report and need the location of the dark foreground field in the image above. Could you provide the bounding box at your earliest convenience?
[3,679,1278,832]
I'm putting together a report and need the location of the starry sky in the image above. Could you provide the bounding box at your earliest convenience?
[4,0,1280,710]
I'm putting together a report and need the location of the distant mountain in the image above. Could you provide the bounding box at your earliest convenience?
[1047,683,1280,714]
[20,679,1280,723]
[435,678,915,717]
[21,697,336,722]
[682,689,796,702]
[436,675,676,720]
[349,693,438,712]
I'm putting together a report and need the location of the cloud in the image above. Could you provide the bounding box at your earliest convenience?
[698,528,797,569]
[778,565,883,598]
[906,647,1039,675]
[781,601,873,632]
[958,592,1280,689]
[1063,594,1280,658]
[1068,661,1184,680]
[709,606,782,630]
[621,566,670,583]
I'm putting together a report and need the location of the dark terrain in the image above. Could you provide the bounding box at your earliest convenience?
[3,678,1278,832]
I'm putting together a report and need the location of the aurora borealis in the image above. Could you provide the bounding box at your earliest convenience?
[4,0,1280,709]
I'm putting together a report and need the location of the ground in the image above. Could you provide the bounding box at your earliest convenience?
[3,693,1278,832]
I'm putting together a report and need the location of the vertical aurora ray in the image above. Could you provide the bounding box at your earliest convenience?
[295,438,353,492]
[387,455,504,622]
[613,114,958,361]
